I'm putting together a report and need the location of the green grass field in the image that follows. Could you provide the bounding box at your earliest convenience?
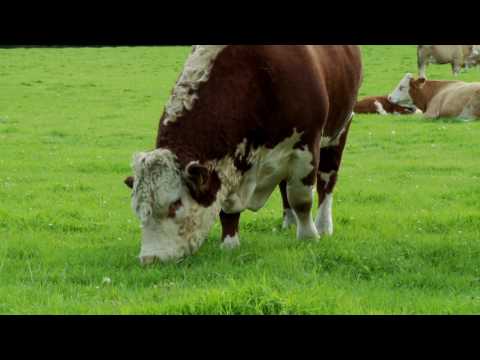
[1,45,479,314]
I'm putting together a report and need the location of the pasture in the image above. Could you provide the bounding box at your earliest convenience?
[0,45,479,314]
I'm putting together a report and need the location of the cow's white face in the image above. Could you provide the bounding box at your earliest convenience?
[131,149,219,264]
[388,73,415,107]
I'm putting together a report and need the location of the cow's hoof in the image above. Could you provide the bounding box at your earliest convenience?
[297,224,320,241]
[221,234,240,250]
[316,217,334,236]
[317,223,334,237]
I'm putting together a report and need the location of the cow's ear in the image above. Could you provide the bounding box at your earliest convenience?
[417,78,427,87]
[185,162,209,187]
[184,162,221,207]
[124,176,134,189]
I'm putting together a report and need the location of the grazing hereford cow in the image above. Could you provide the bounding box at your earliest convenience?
[124,45,363,264]
[417,45,480,78]
[354,96,417,115]
[389,73,480,120]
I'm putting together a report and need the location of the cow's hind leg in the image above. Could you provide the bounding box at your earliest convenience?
[220,211,241,250]
[315,122,351,236]
[279,180,296,229]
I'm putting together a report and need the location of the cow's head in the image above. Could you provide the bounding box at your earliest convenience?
[388,73,425,108]
[466,46,480,66]
[125,149,221,265]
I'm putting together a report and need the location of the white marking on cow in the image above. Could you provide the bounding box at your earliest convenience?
[321,112,352,148]
[315,193,333,236]
[320,136,332,148]
[218,129,313,214]
[374,100,388,115]
[139,218,186,263]
[215,130,319,241]
[288,185,319,240]
[221,234,241,250]
[234,138,248,160]
[282,208,297,229]
[164,45,227,125]
[319,171,335,187]
[389,73,415,107]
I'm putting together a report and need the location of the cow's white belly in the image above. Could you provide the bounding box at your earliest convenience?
[221,130,317,214]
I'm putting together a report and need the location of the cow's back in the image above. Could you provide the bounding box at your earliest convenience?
[157,45,362,168]
[428,82,480,118]
[430,45,471,63]
[252,45,362,139]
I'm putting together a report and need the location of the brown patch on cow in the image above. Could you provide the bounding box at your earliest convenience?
[408,77,455,113]
[185,165,222,208]
[354,96,415,114]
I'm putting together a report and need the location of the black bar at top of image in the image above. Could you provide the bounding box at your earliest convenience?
[1,7,480,47]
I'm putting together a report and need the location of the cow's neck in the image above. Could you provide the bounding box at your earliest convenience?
[155,45,268,173]
[412,81,458,112]
[156,119,225,169]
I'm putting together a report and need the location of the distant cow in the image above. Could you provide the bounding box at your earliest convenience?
[354,96,417,115]
[124,45,363,264]
[389,73,480,120]
[417,45,480,78]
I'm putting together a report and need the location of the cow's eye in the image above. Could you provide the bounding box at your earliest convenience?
[168,199,183,218]
[399,86,405,91]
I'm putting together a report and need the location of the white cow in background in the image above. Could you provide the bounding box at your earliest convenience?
[417,45,480,78]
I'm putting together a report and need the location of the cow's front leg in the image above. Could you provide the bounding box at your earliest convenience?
[287,180,319,241]
[219,210,241,250]
[279,180,296,230]
[452,62,462,76]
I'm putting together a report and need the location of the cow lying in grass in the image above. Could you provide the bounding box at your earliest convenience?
[389,73,480,121]
[123,45,363,265]
[354,96,417,115]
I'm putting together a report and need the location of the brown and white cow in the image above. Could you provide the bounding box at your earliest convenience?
[354,96,417,115]
[417,45,480,78]
[124,45,363,264]
[388,73,480,120]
